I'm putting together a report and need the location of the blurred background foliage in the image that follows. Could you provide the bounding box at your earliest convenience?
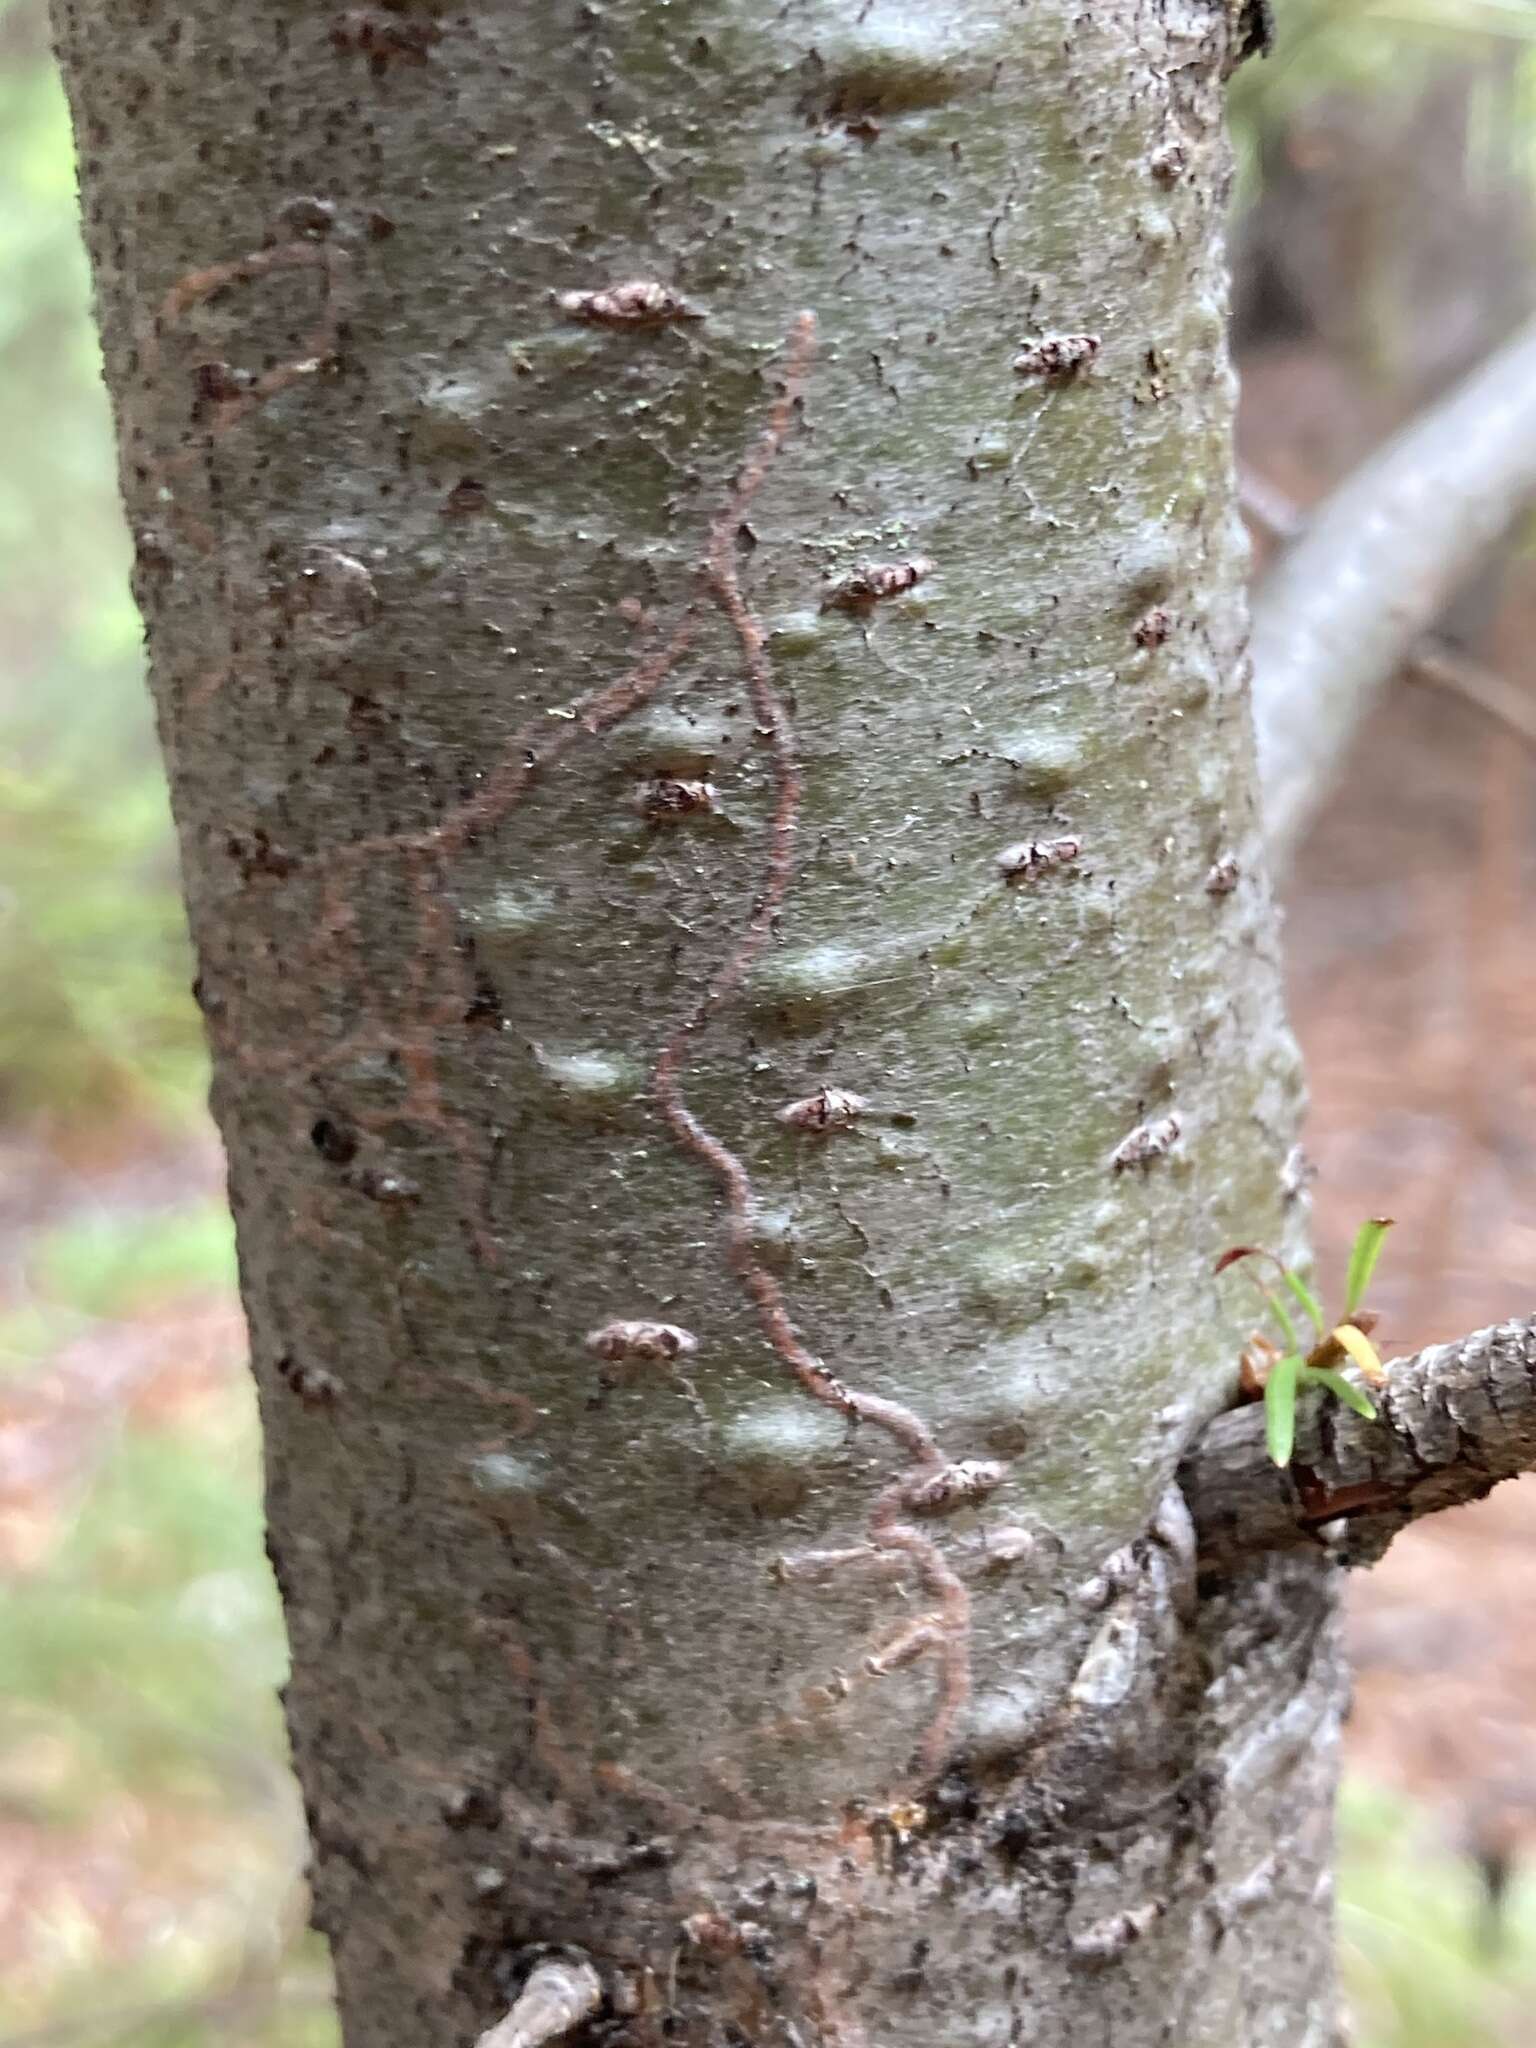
[5,0,1536,2042]
[0,1,200,1135]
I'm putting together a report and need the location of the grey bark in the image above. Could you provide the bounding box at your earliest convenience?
[52,4,1338,2045]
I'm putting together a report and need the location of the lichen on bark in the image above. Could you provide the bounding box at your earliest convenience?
[53,0,1339,2042]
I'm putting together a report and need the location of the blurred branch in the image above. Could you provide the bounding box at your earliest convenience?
[1184,1315,1536,1571]
[1244,465,1536,751]
[1403,639,1536,751]
[1249,310,1536,856]
[1237,466,1306,543]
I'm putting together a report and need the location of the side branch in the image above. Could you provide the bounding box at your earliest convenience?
[1184,1315,1536,1571]
[1250,311,1536,857]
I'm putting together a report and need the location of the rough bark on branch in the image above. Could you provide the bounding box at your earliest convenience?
[1185,1315,1536,1571]
[54,0,1339,2041]
[1250,311,1536,856]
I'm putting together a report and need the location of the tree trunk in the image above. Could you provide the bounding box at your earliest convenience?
[52,3,1336,2043]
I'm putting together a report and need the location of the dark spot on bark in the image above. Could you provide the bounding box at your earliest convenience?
[1013,334,1099,383]
[441,1784,502,1830]
[892,1934,931,1993]
[465,975,505,1030]
[275,1353,345,1407]
[329,10,444,71]
[346,692,397,739]
[264,1526,294,1602]
[1134,606,1174,650]
[639,774,718,823]
[1233,0,1276,68]
[991,1808,1032,1865]
[822,557,933,613]
[931,1768,979,1824]
[584,1839,673,1883]
[226,829,296,883]
[805,45,959,124]
[443,476,490,518]
[312,1816,374,1884]
[190,975,226,1018]
[133,527,174,584]
[367,210,397,240]
[311,1116,359,1165]
[277,194,337,238]
[194,359,250,404]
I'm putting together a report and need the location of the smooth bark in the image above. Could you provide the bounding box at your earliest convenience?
[53,4,1335,2044]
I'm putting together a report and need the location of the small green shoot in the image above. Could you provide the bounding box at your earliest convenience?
[1279,1267,1327,1337]
[1345,1216,1395,1319]
[1265,1352,1301,1468]
[1216,1218,1396,1466]
[1264,1283,1300,1353]
[1307,1367,1379,1420]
